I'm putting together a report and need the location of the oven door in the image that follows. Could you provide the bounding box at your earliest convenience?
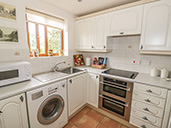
[100,77,133,102]
[99,95,130,121]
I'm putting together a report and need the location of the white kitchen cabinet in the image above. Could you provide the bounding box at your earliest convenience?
[162,91,171,128]
[107,5,143,36]
[68,73,86,116]
[75,14,112,52]
[87,73,99,108]
[130,83,167,128]
[93,14,108,50]
[0,94,28,128]
[140,1,171,51]
[75,17,94,50]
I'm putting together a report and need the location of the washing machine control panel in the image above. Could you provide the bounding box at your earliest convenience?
[48,85,58,95]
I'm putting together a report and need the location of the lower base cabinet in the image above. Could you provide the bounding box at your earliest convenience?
[87,73,99,108]
[0,93,28,128]
[68,73,87,116]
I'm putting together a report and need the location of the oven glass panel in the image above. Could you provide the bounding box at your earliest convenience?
[103,84,127,98]
[0,70,19,80]
[102,96,125,116]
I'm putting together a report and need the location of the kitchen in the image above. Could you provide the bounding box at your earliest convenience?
[0,0,171,128]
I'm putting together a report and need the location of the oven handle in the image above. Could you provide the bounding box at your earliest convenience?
[99,95,129,107]
[100,82,131,91]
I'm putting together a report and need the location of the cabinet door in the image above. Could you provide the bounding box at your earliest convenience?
[94,14,108,50]
[87,73,99,108]
[75,18,94,49]
[0,94,28,128]
[68,74,86,116]
[140,1,171,51]
[107,5,143,36]
[162,90,171,128]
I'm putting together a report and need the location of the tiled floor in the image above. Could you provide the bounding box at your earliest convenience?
[63,107,128,128]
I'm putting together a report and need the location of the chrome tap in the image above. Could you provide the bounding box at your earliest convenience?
[51,60,66,72]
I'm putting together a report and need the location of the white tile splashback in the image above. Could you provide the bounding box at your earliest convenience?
[83,36,171,74]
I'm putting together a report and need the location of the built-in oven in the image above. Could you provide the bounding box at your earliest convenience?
[99,76,133,121]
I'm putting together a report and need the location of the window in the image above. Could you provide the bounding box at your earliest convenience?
[26,9,64,57]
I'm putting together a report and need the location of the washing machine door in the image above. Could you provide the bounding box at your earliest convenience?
[37,95,64,125]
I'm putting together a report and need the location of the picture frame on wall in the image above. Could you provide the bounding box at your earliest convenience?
[0,2,16,21]
[0,26,18,43]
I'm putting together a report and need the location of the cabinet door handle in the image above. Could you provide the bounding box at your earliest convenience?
[141,125,147,128]
[120,32,124,35]
[146,89,152,93]
[143,108,149,112]
[91,46,94,49]
[0,111,2,114]
[141,45,143,50]
[69,79,72,84]
[142,116,148,121]
[145,99,151,103]
[20,96,24,102]
[96,76,98,79]
[103,46,106,49]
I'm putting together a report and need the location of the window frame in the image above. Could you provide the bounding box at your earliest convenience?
[26,19,64,57]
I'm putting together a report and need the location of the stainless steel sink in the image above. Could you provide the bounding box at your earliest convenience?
[58,67,83,74]
[34,71,68,82]
[33,67,83,83]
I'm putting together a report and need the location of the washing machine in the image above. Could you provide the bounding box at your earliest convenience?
[27,80,68,128]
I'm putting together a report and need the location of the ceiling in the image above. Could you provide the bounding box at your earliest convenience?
[41,0,140,17]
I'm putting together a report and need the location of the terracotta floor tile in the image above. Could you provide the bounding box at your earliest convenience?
[81,106,91,114]
[75,115,99,128]
[121,125,129,128]
[101,117,122,128]
[63,122,74,128]
[86,109,104,122]
[71,126,77,128]
[69,111,85,124]
[96,123,107,128]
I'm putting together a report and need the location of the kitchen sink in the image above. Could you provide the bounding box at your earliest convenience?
[58,67,83,74]
[34,71,68,82]
[33,67,83,82]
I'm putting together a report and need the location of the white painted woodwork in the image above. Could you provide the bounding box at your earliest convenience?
[134,83,168,99]
[0,94,28,128]
[68,73,86,116]
[131,101,164,118]
[75,17,94,49]
[131,109,162,127]
[87,73,99,108]
[93,14,108,50]
[140,1,171,51]
[107,5,143,36]
[162,91,171,128]
[130,117,160,128]
[133,92,166,109]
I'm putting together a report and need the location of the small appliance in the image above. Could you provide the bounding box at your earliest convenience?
[0,61,32,87]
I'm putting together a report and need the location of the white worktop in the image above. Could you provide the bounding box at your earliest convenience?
[0,66,171,101]
[76,66,171,89]
[0,70,86,100]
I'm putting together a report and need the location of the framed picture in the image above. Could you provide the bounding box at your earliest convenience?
[0,27,18,43]
[0,2,16,20]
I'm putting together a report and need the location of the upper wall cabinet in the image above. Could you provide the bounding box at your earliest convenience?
[93,14,108,50]
[76,17,94,50]
[107,5,143,36]
[140,1,171,51]
[75,14,112,52]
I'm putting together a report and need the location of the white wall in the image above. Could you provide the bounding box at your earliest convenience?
[83,36,171,74]
[0,0,76,75]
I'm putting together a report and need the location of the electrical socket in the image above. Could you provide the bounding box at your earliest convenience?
[142,60,151,66]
